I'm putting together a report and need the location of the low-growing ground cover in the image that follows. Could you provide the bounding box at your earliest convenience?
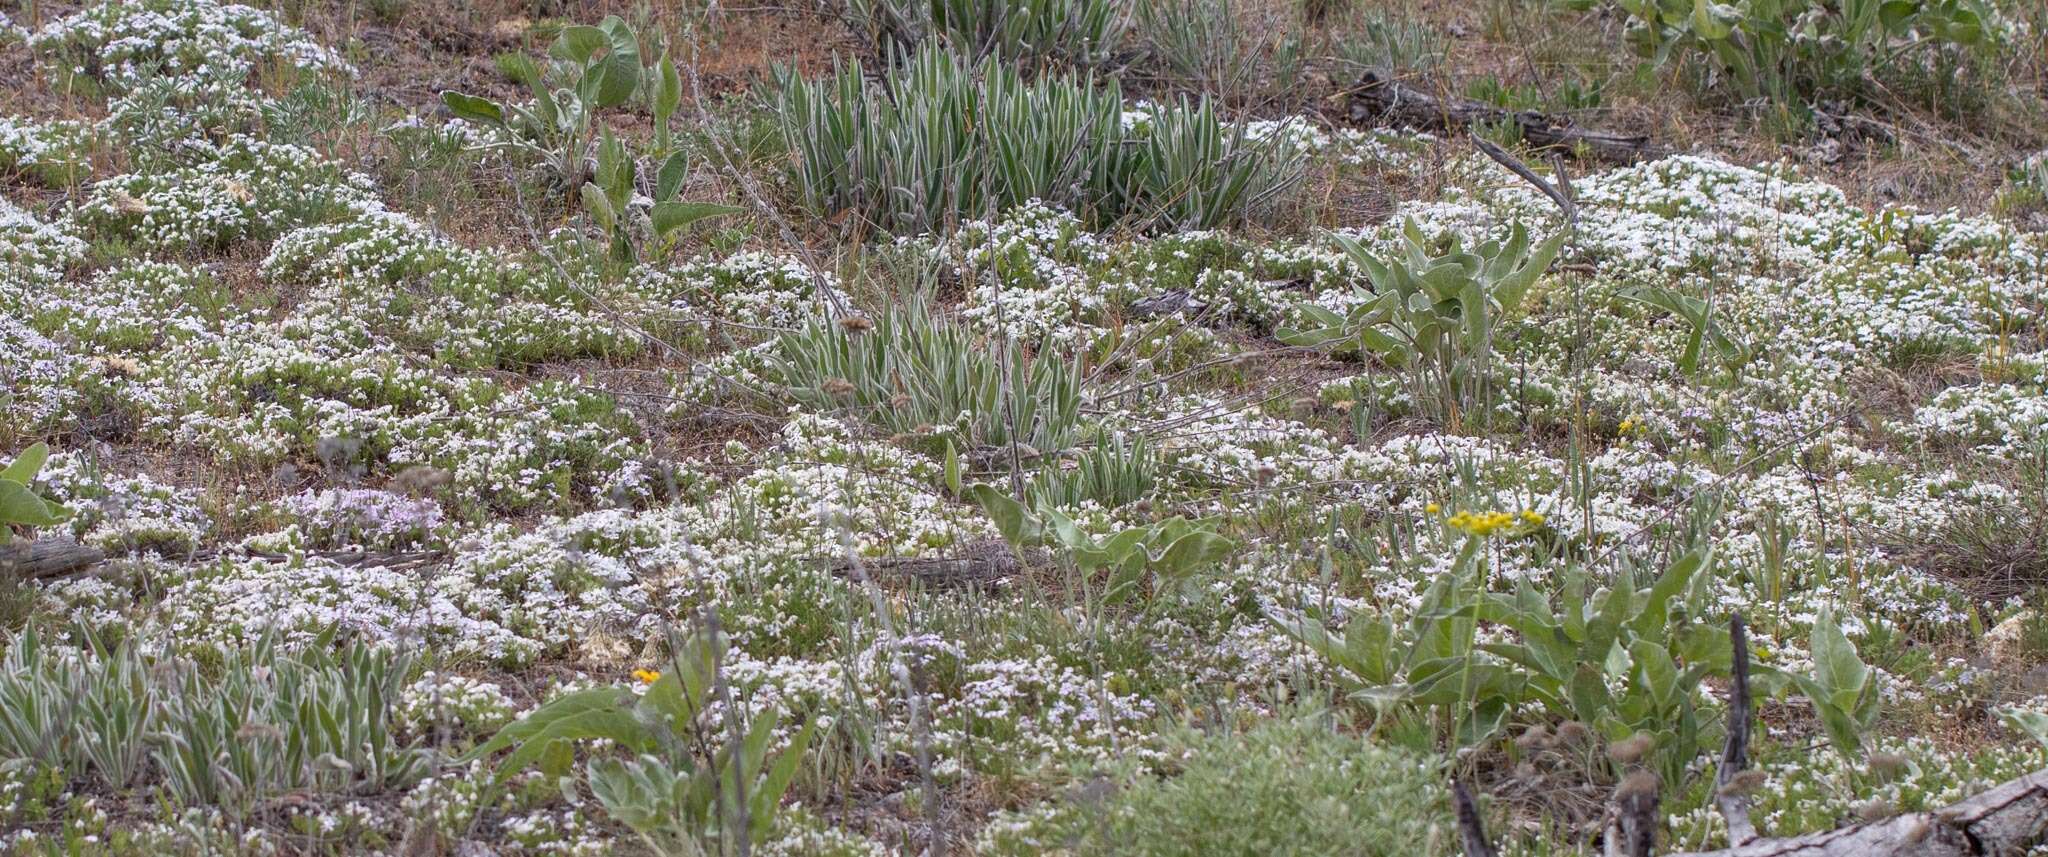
[2,0,2047,854]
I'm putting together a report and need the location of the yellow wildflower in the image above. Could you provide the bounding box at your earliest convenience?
[632,669,661,684]
[1424,502,1441,515]
[1444,508,1547,538]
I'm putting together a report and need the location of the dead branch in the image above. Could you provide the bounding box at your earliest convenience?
[1455,778,1501,857]
[1343,70,1663,164]
[1673,767,2048,856]
[1609,770,1662,857]
[1715,615,1759,847]
[0,538,105,579]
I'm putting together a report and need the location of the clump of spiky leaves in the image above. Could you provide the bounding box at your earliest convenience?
[774,304,1084,457]
[1133,0,1302,109]
[1333,6,1447,76]
[0,629,427,818]
[847,0,1129,68]
[1027,430,1158,510]
[774,44,1303,235]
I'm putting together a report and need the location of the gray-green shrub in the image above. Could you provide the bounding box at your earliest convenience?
[980,708,1452,856]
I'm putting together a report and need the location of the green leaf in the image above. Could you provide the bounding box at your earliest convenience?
[751,716,815,841]
[0,482,65,528]
[551,25,608,64]
[1154,530,1234,578]
[656,151,690,202]
[589,23,642,109]
[2001,708,2048,751]
[2,443,50,483]
[464,687,644,766]
[440,91,506,126]
[581,182,616,231]
[1636,549,1706,636]
[649,201,742,240]
[654,56,683,126]
[1630,639,1679,707]
[1811,607,1868,700]
[1691,0,1736,39]
[969,484,1037,548]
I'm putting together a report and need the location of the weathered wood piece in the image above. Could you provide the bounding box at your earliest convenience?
[0,538,105,579]
[1671,765,2048,855]
[1714,615,1759,847]
[1344,69,1664,164]
[1455,778,1501,857]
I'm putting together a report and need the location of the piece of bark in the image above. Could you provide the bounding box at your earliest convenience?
[0,538,105,579]
[1671,767,2048,856]
[1128,289,1211,319]
[1714,615,1759,847]
[1609,771,1662,857]
[1344,69,1663,164]
[1454,779,1501,857]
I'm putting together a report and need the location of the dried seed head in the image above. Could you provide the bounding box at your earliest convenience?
[1719,768,1769,797]
[1330,399,1356,414]
[111,187,151,214]
[95,355,142,377]
[1901,816,1932,843]
[491,16,532,40]
[1554,720,1592,746]
[1607,733,1653,765]
[838,315,875,333]
[1514,724,1552,753]
[1614,769,1661,800]
[1867,751,1909,779]
[822,378,856,397]
[889,393,912,409]
[391,465,453,496]
[1854,798,1896,822]
[1289,397,1319,416]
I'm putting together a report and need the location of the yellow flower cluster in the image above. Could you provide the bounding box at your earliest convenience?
[1617,417,1643,436]
[632,669,662,684]
[1442,508,1546,538]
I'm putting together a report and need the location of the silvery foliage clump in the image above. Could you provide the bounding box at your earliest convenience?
[775,44,1304,235]
[847,0,1129,68]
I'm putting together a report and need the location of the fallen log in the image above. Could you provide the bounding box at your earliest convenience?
[1675,617,2048,856]
[0,538,105,579]
[1670,767,2048,856]
[1343,69,1664,164]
